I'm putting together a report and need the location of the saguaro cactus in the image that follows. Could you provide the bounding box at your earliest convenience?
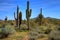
[14,6,22,29]
[38,8,43,25]
[19,12,22,29]
[26,1,32,30]
[14,6,19,28]
[17,6,19,28]
[14,12,17,27]
[5,16,8,22]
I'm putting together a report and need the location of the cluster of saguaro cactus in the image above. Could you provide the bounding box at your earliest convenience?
[14,6,22,29]
[38,8,43,25]
[26,1,32,30]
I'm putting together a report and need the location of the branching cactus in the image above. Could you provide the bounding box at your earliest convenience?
[14,12,18,27]
[26,1,32,30]
[14,6,19,28]
[14,6,22,29]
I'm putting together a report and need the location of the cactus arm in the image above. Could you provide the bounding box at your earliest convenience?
[14,12,17,20]
[26,9,28,18]
[29,9,32,17]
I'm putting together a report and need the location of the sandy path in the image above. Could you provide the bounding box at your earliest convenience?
[22,36,29,40]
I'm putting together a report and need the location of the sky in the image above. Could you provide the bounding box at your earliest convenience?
[0,0,60,20]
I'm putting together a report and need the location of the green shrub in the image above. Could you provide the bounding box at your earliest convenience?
[0,24,16,39]
[20,24,27,30]
[29,31,39,40]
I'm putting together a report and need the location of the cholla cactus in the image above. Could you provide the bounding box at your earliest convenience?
[26,1,32,30]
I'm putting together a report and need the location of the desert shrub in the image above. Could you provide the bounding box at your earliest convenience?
[22,19,26,24]
[40,24,57,34]
[19,24,28,31]
[30,21,39,28]
[10,22,14,25]
[29,31,39,40]
[29,23,58,40]
[44,29,51,34]
[29,25,53,40]
[38,34,47,38]
[49,30,59,40]
[29,25,46,40]
[28,26,40,40]
[0,24,16,39]
[48,26,60,40]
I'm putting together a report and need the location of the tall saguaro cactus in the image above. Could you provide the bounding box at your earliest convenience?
[38,8,43,25]
[19,12,22,29]
[26,1,32,30]
[17,6,19,28]
[14,6,22,29]
[14,6,19,28]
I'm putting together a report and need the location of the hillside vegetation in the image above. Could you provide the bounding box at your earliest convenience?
[0,1,60,40]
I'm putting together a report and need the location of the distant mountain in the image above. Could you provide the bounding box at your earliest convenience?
[46,17,60,22]
[30,17,60,25]
[31,17,60,21]
[46,17,60,20]
[0,19,3,21]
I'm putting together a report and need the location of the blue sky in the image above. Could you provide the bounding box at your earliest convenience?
[0,0,60,20]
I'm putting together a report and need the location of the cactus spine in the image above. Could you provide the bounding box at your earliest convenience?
[14,6,22,29]
[26,1,32,30]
